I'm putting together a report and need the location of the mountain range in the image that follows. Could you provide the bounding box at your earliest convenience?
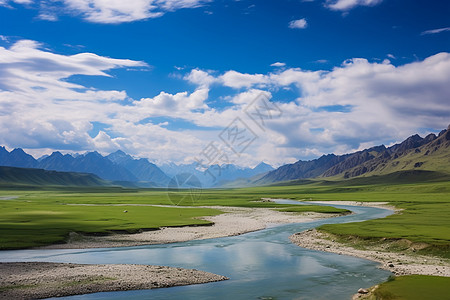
[0,147,274,187]
[0,126,448,187]
[256,125,450,185]
[159,161,274,187]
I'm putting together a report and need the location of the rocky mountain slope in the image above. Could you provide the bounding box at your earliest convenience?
[257,126,450,184]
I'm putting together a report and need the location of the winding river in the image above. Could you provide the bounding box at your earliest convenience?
[0,200,393,300]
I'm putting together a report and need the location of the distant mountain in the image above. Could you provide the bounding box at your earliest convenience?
[4,126,446,188]
[38,151,75,172]
[107,150,170,186]
[159,161,274,187]
[339,126,450,178]
[257,126,450,185]
[0,147,38,168]
[37,151,138,182]
[252,162,275,174]
[159,162,199,178]
[256,154,346,184]
[320,145,386,178]
[0,149,137,182]
[0,166,107,187]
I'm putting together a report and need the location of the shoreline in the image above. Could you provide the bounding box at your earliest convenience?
[39,205,342,249]
[290,229,450,277]
[0,262,228,299]
[1,204,344,299]
[304,200,401,212]
[290,201,450,277]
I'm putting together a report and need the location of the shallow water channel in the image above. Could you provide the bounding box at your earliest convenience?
[0,200,393,300]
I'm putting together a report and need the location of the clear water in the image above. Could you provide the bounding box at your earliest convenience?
[0,201,393,300]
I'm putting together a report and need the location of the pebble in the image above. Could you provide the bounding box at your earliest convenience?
[357,288,369,294]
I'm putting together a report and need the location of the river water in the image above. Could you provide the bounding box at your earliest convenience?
[0,200,393,300]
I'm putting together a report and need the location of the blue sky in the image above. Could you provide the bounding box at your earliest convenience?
[0,0,449,167]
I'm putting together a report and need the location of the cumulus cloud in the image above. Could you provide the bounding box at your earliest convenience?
[288,18,308,29]
[220,70,270,89]
[325,0,383,11]
[2,38,449,167]
[179,53,450,161]
[0,39,220,164]
[421,27,450,35]
[185,68,217,87]
[133,88,209,117]
[0,39,145,150]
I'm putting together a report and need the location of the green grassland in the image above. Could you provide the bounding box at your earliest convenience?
[0,185,352,249]
[0,202,222,249]
[1,171,449,300]
[371,275,450,300]
[0,172,449,257]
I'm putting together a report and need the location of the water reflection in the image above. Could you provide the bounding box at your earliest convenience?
[0,202,394,300]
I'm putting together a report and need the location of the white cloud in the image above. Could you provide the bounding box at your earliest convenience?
[270,62,286,67]
[1,38,449,167]
[325,0,383,11]
[38,12,59,21]
[133,88,209,116]
[0,39,145,150]
[0,0,32,6]
[185,68,217,87]
[185,53,450,161]
[288,18,308,29]
[421,27,450,35]
[220,70,269,89]
[0,0,212,23]
[156,0,212,11]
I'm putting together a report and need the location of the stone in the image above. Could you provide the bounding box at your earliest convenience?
[358,288,369,294]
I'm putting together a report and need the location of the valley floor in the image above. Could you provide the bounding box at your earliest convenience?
[1,206,342,299]
[39,205,339,249]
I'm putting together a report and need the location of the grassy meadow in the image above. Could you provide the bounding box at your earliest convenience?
[372,275,450,300]
[0,184,351,250]
[1,175,449,299]
[0,174,449,254]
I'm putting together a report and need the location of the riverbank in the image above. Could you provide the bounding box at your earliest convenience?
[0,262,228,299]
[40,205,341,249]
[291,201,450,277]
[290,228,450,277]
[305,201,400,212]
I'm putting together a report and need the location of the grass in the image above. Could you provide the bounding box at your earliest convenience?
[1,172,449,298]
[372,275,450,300]
[0,173,449,255]
[308,180,450,258]
[62,276,116,287]
[0,202,221,249]
[0,186,346,249]
[0,284,36,292]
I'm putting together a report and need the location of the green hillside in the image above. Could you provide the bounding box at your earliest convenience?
[0,166,108,187]
[247,127,450,187]
[340,130,450,179]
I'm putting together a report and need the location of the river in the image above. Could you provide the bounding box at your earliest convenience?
[0,200,393,299]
